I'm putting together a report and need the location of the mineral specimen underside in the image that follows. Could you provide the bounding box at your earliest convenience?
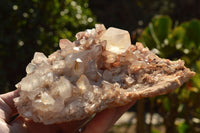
[14,24,195,125]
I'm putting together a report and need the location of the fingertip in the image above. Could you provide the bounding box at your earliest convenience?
[0,90,19,110]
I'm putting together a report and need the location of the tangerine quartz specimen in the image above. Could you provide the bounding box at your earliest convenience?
[14,24,195,124]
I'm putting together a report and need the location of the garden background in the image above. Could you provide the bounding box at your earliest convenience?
[0,0,200,132]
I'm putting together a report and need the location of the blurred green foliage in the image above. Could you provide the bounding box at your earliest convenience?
[0,0,96,93]
[139,15,200,133]
[177,122,189,133]
[140,15,200,63]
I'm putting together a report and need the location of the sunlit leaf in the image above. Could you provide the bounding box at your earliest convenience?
[163,97,170,111]
[177,122,189,133]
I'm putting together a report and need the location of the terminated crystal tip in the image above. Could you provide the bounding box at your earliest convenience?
[100,27,131,54]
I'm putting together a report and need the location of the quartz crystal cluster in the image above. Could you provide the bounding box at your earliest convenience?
[14,24,195,125]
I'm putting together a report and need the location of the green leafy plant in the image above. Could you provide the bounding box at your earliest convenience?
[139,15,200,133]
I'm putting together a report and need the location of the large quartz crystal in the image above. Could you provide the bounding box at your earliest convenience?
[100,27,131,54]
[14,24,195,125]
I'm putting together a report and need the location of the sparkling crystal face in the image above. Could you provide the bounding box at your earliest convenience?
[14,24,195,125]
[100,27,131,54]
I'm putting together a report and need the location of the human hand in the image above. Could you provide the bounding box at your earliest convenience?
[0,90,136,133]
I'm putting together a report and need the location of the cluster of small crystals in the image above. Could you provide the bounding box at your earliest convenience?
[14,24,189,124]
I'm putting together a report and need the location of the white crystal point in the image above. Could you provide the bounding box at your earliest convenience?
[100,27,131,54]
[55,77,72,99]
[59,39,74,49]
[76,74,91,93]
[26,63,36,74]
[32,52,47,64]
[40,92,55,105]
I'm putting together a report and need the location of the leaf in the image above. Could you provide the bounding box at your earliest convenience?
[139,15,174,58]
[163,97,170,111]
[192,73,200,90]
[177,122,189,133]
[152,15,172,43]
